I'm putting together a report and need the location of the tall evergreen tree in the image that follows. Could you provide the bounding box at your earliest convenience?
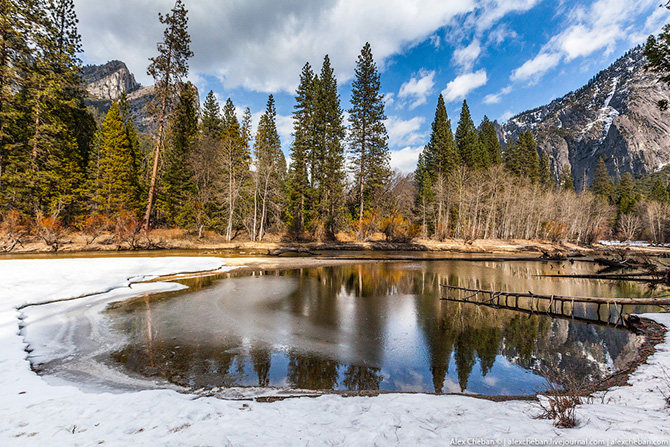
[143,0,193,229]
[287,62,316,235]
[25,0,95,221]
[92,102,140,215]
[650,177,669,203]
[312,55,346,239]
[591,157,614,202]
[616,172,637,214]
[159,81,198,227]
[538,150,552,188]
[348,43,391,238]
[253,95,285,241]
[455,100,486,169]
[0,0,36,205]
[201,90,222,137]
[221,98,251,240]
[415,94,456,238]
[478,116,501,166]
[559,164,575,191]
[422,95,457,177]
[505,130,540,182]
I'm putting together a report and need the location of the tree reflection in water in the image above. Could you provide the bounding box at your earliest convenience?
[107,261,645,395]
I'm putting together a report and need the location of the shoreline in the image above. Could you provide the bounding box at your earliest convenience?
[5,234,670,259]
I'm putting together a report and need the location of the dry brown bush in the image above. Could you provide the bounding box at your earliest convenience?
[34,211,67,252]
[0,210,28,252]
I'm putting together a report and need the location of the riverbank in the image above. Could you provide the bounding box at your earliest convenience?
[5,227,670,258]
[1,256,670,445]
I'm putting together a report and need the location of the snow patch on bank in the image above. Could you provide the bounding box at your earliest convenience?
[0,257,669,445]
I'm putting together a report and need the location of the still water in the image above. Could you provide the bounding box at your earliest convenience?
[103,259,652,396]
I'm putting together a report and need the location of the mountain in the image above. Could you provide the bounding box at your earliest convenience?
[82,60,156,133]
[500,46,670,190]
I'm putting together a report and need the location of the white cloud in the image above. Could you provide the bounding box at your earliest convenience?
[499,110,514,122]
[76,0,477,92]
[483,85,512,104]
[390,146,423,174]
[385,116,427,147]
[398,71,435,110]
[452,39,481,72]
[509,0,660,85]
[276,114,294,146]
[629,6,670,45]
[556,24,619,61]
[510,53,561,83]
[441,70,488,103]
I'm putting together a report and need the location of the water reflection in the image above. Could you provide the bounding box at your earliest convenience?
[107,261,649,395]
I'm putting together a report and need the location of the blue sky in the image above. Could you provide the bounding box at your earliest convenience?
[76,0,670,173]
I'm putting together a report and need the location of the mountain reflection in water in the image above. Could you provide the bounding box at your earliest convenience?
[107,261,645,395]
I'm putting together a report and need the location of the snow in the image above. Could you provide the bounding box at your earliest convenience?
[1,257,670,446]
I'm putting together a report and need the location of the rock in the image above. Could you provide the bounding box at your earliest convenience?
[82,60,139,101]
[499,46,670,189]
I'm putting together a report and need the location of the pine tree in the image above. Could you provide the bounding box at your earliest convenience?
[415,94,456,238]
[221,98,251,240]
[201,90,221,137]
[559,164,575,191]
[312,55,346,239]
[118,93,143,194]
[478,116,501,166]
[159,81,198,227]
[348,43,391,238]
[505,130,540,182]
[93,102,140,215]
[25,0,95,222]
[591,157,614,202]
[616,172,637,214]
[253,95,286,241]
[455,100,486,169]
[0,0,36,207]
[425,95,458,177]
[538,150,552,188]
[650,178,668,203]
[287,62,316,235]
[143,0,193,229]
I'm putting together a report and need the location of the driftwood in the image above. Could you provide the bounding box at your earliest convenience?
[267,247,318,256]
[439,284,670,327]
[439,283,670,305]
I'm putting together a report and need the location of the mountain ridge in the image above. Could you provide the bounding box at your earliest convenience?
[500,46,670,190]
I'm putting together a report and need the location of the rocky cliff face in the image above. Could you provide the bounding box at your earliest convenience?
[500,46,670,190]
[82,60,140,101]
[82,61,156,133]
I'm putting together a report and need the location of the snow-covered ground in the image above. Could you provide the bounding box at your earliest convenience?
[1,257,670,446]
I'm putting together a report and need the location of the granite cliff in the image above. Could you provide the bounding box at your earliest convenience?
[500,46,670,190]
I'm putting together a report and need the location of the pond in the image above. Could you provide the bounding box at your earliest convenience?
[26,258,658,396]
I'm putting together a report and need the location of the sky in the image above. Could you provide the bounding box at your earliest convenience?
[75,0,670,174]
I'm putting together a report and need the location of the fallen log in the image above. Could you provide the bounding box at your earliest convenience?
[439,284,670,306]
[267,247,318,256]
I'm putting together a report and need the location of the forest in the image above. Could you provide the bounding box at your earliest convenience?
[2,0,670,252]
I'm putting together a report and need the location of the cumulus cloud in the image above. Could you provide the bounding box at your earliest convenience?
[442,70,488,103]
[385,116,427,148]
[390,146,423,174]
[510,53,561,83]
[398,71,435,110]
[452,40,481,72]
[76,0,476,92]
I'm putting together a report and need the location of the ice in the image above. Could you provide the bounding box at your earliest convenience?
[1,257,670,445]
